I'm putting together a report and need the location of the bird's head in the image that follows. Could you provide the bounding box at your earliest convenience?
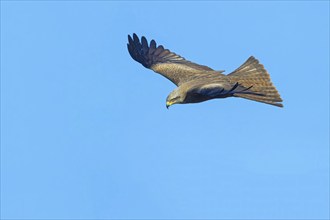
[166,89,185,109]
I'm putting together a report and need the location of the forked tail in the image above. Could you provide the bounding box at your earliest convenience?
[228,56,283,107]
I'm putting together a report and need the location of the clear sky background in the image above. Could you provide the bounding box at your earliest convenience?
[1,1,329,219]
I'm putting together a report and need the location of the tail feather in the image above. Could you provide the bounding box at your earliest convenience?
[228,56,283,107]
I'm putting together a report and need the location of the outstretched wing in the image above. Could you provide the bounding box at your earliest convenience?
[127,33,222,86]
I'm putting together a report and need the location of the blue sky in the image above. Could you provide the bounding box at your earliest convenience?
[1,1,329,219]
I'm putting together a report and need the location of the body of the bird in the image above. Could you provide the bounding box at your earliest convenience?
[127,33,283,108]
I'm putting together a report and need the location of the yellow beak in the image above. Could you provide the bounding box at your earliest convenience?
[166,101,173,109]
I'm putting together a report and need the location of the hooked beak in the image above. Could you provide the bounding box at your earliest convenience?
[166,101,172,109]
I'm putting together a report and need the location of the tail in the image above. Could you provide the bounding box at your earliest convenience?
[228,56,283,107]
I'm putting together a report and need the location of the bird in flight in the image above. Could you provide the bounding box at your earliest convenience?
[127,33,283,108]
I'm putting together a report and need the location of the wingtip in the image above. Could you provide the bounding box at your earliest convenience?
[133,33,139,42]
[128,33,153,47]
[150,39,156,47]
[141,36,148,47]
[128,34,132,42]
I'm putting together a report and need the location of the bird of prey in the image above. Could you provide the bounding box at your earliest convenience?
[127,33,283,108]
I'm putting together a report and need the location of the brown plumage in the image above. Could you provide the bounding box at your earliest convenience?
[127,33,283,108]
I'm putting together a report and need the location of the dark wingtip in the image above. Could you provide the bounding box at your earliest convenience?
[133,33,139,43]
[127,33,153,68]
[150,39,156,48]
[141,36,148,53]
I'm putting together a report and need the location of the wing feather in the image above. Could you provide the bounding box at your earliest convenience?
[127,33,221,85]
